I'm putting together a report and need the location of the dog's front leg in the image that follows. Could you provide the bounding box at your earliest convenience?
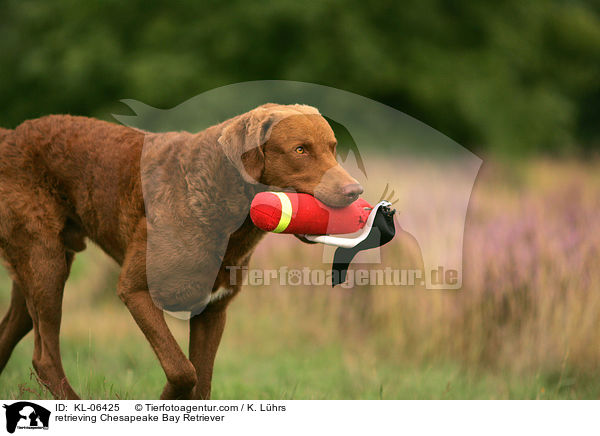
[188,307,227,399]
[118,224,198,399]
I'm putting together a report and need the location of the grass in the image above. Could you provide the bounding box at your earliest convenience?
[1,158,600,399]
[2,305,594,400]
[1,308,594,400]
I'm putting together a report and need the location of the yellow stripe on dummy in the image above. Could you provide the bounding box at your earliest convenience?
[272,192,293,233]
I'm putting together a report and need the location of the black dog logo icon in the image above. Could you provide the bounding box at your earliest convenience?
[3,402,50,433]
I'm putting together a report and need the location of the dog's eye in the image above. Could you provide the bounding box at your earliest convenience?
[294,146,306,154]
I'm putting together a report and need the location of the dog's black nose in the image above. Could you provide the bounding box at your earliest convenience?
[341,183,364,200]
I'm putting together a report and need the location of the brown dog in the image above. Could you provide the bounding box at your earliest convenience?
[0,103,363,399]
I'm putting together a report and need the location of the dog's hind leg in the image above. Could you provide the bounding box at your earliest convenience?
[0,282,33,374]
[18,245,79,399]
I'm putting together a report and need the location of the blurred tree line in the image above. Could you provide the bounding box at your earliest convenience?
[1,0,599,156]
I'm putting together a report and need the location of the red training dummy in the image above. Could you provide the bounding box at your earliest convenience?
[250,192,372,235]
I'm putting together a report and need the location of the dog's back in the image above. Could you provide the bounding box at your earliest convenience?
[0,115,148,262]
[0,127,10,142]
[0,127,16,167]
[11,115,144,183]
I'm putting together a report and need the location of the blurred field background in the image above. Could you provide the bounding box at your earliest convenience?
[1,0,600,399]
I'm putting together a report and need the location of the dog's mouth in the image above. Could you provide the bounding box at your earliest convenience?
[315,192,360,209]
[278,188,357,209]
[270,183,360,209]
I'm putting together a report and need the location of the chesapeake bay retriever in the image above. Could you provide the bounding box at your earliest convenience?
[0,103,363,399]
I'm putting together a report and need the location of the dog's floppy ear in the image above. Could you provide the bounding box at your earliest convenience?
[218,107,279,184]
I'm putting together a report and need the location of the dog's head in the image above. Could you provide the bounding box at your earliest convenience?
[218,103,362,208]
